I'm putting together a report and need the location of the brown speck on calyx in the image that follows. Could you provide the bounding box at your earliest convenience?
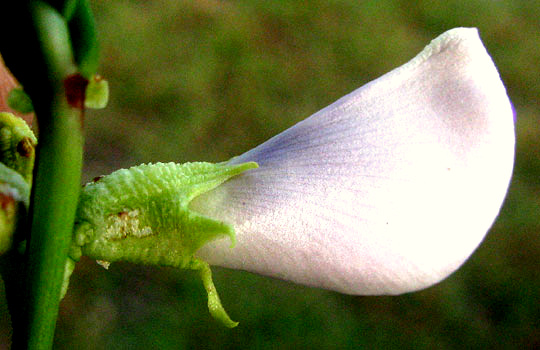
[64,74,88,110]
[92,175,104,183]
[16,137,34,158]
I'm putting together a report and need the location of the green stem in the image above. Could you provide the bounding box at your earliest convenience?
[0,1,99,346]
[20,99,83,349]
[5,2,83,349]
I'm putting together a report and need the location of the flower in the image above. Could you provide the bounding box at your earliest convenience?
[190,28,515,295]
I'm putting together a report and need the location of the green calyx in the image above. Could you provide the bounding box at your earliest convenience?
[69,161,258,327]
[0,113,34,255]
[0,112,37,184]
[0,111,251,327]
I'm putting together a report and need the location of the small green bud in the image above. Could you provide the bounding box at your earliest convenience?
[0,112,37,184]
[84,75,109,109]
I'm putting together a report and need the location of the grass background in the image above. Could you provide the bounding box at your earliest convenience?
[2,0,540,348]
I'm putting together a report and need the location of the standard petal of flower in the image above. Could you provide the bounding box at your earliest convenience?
[191,28,515,295]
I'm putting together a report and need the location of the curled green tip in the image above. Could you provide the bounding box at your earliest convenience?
[191,259,238,328]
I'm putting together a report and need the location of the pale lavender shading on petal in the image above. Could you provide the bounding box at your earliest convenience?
[191,28,515,295]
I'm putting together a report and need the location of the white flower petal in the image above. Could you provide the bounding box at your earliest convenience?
[191,28,515,295]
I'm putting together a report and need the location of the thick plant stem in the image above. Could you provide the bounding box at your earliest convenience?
[2,2,84,349]
[18,98,83,349]
[0,0,99,347]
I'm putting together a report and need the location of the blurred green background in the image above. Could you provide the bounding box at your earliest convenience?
[3,0,540,348]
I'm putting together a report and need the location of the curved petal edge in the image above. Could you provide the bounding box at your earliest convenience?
[191,28,515,295]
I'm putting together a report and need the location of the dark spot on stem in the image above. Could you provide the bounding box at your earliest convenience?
[64,74,88,110]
